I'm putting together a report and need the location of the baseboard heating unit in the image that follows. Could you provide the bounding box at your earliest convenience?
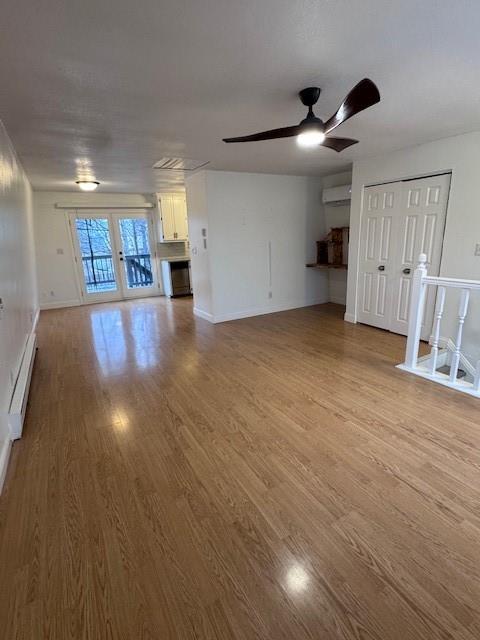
[8,332,37,440]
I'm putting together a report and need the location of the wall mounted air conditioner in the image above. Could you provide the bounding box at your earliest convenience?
[322,184,352,206]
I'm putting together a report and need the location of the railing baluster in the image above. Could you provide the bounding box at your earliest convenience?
[449,288,470,383]
[429,286,446,375]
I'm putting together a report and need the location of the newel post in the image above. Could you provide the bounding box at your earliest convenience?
[404,253,428,369]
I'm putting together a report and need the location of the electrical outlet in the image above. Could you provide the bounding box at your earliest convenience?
[475,243,480,256]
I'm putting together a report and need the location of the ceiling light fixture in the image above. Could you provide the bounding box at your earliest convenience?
[76,180,100,191]
[296,128,326,148]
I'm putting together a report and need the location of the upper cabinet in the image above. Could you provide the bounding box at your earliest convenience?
[156,193,188,242]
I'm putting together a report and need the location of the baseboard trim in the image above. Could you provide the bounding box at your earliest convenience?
[211,297,328,324]
[40,300,81,310]
[193,307,215,323]
[344,312,356,324]
[329,296,347,306]
[0,436,12,495]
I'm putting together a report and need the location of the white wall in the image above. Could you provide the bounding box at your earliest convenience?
[33,192,156,309]
[347,131,480,361]
[185,172,213,319]
[186,170,327,322]
[0,121,38,487]
[322,170,352,305]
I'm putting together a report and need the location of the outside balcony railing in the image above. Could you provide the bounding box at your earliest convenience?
[81,253,153,292]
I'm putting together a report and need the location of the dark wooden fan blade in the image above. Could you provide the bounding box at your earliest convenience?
[223,124,302,143]
[321,137,359,152]
[324,79,380,134]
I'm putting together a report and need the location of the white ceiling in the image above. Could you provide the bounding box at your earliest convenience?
[1,0,480,193]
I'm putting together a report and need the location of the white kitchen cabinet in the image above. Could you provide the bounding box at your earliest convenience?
[156,193,188,242]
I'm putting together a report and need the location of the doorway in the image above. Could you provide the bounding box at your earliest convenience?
[70,211,159,304]
[357,173,450,338]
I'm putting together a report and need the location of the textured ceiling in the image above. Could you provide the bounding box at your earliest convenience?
[1,0,480,192]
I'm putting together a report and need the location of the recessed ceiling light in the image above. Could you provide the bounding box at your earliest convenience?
[76,180,100,191]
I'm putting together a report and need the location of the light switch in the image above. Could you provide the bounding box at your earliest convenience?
[56,248,64,255]
[475,243,480,256]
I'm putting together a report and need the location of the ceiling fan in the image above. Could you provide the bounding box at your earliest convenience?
[222,78,380,152]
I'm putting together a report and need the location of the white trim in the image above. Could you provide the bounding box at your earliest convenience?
[424,275,480,290]
[344,312,357,324]
[40,299,81,310]
[0,436,13,495]
[397,363,480,398]
[55,203,154,210]
[193,307,215,322]
[210,297,328,324]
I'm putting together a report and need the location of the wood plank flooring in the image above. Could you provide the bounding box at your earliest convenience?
[1,298,480,639]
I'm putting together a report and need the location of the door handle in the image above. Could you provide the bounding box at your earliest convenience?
[403,267,411,274]
[378,265,385,271]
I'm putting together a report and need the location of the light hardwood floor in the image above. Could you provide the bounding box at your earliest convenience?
[1,298,480,640]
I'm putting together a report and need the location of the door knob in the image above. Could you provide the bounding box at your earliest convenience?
[378,265,385,271]
[403,267,411,274]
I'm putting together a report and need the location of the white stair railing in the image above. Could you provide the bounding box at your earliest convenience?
[397,253,480,398]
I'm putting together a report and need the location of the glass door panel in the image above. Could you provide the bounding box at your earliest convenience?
[114,215,159,298]
[74,216,122,302]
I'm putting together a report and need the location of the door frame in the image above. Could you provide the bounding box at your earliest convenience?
[68,209,162,305]
[354,171,451,338]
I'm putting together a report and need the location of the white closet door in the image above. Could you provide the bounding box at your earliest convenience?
[389,174,450,336]
[357,183,400,330]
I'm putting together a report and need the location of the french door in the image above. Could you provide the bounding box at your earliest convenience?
[357,174,450,338]
[70,211,159,304]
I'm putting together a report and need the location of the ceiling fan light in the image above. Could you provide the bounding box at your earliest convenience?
[296,129,325,148]
[76,180,100,191]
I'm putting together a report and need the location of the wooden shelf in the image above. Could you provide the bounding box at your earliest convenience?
[306,263,348,270]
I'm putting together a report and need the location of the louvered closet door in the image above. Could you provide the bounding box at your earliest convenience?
[357,184,401,330]
[389,174,450,337]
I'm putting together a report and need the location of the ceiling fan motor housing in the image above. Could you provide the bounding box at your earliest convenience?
[298,87,321,107]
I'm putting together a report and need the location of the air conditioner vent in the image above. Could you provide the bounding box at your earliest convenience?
[152,158,209,171]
